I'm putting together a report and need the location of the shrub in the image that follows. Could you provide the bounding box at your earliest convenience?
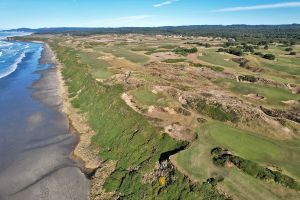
[206,178,218,187]
[227,47,243,56]
[212,154,231,166]
[173,47,198,56]
[211,147,300,191]
[273,171,300,190]
[285,47,293,51]
[163,58,186,63]
[232,57,249,67]
[263,54,276,60]
[211,147,223,156]
[238,75,258,82]
[189,62,224,72]
[289,52,297,55]
[205,43,211,48]
[257,168,275,181]
[254,52,263,56]
[257,41,268,46]
[193,99,238,122]
[243,45,254,53]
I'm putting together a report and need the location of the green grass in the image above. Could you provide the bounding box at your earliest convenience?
[176,122,300,199]
[198,49,239,68]
[95,46,149,63]
[79,51,112,79]
[260,56,300,76]
[131,46,156,52]
[158,45,179,49]
[252,45,300,76]
[206,123,284,162]
[214,78,300,107]
[206,122,300,180]
[145,49,170,55]
[131,88,168,107]
[162,58,186,63]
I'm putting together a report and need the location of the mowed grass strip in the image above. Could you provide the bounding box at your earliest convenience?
[198,49,239,68]
[176,122,300,199]
[79,51,112,79]
[131,87,168,107]
[262,58,300,76]
[204,123,300,178]
[214,78,300,107]
[205,123,283,162]
[95,46,149,63]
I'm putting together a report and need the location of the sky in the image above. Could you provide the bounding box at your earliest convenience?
[0,0,300,29]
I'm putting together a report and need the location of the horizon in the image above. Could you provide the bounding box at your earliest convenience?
[4,23,300,31]
[1,0,300,29]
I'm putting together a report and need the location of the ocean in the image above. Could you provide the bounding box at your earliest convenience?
[0,32,32,79]
[0,32,89,199]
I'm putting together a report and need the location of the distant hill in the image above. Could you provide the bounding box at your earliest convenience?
[7,24,300,42]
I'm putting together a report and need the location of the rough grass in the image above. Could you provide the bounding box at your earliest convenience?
[50,41,226,199]
[192,99,238,122]
[189,62,224,72]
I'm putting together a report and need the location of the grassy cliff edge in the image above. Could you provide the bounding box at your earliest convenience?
[46,40,227,199]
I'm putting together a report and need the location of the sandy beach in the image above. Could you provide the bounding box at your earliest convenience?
[43,43,102,172]
[0,42,89,200]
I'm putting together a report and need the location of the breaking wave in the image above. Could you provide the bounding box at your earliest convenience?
[0,52,26,79]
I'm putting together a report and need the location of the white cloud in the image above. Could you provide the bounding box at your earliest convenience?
[154,0,180,8]
[212,2,300,12]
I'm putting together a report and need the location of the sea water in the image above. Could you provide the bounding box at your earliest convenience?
[0,32,31,79]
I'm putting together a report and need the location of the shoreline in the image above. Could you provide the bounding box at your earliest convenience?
[0,39,89,199]
[41,43,102,173]
[42,43,121,199]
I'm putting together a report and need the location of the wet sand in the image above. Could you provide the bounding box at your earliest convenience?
[0,42,89,199]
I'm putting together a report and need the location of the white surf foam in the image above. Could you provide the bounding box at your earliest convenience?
[0,42,13,48]
[0,51,26,79]
[0,51,2,57]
